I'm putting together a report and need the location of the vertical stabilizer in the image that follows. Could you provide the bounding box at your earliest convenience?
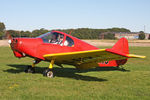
[99,38,129,67]
[111,37,129,54]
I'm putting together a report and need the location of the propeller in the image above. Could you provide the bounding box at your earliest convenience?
[6,31,13,44]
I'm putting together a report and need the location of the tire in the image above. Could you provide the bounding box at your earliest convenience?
[43,69,54,78]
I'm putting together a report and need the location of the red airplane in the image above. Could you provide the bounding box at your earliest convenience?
[9,30,145,78]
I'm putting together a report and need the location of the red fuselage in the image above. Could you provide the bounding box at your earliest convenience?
[10,31,98,60]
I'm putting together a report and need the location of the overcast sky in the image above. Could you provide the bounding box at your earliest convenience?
[0,0,150,33]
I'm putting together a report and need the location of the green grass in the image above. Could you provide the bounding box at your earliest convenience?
[0,47,150,100]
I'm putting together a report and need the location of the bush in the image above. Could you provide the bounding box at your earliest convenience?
[104,33,115,39]
[0,31,4,39]
[139,33,145,40]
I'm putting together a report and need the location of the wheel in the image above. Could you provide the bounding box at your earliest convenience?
[24,66,35,73]
[43,69,54,78]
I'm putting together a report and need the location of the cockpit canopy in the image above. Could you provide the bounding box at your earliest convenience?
[37,31,74,47]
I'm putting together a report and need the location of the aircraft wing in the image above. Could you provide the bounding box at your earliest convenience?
[43,49,145,69]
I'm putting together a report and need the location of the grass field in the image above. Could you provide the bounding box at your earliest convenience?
[0,46,150,100]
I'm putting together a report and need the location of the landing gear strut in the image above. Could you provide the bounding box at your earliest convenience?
[24,59,41,73]
[43,59,55,78]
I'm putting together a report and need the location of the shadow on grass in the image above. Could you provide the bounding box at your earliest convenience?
[4,64,129,81]
[89,67,130,72]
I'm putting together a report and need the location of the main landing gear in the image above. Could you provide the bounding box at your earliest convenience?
[24,59,41,73]
[43,59,55,78]
[24,59,55,78]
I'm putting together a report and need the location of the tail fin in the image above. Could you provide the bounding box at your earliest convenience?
[111,38,145,58]
[111,37,129,54]
[99,38,145,67]
[105,38,129,66]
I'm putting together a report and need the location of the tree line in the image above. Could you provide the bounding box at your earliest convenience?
[0,21,147,40]
[58,28,130,39]
[0,22,5,39]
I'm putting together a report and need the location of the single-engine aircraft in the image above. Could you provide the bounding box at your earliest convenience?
[9,30,146,78]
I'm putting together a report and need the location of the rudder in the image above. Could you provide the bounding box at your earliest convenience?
[111,37,129,54]
[98,38,129,67]
[111,38,129,66]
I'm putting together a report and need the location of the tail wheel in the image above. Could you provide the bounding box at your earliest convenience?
[43,69,54,78]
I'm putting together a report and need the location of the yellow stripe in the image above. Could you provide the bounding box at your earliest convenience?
[127,54,146,58]
[44,49,106,58]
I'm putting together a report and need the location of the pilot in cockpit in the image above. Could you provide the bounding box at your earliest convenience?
[58,35,64,45]
[49,33,58,44]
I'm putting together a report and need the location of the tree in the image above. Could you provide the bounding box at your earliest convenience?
[0,22,6,39]
[104,33,115,39]
[58,27,130,39]
[108,27,130,32]
[32,28,49,37]
[0,22,5,32]
[20,31,31,37]
[138,31,145,40]
[0,31,4,39]
[7,30,20,37]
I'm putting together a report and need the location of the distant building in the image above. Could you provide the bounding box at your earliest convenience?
[100,32,150,40]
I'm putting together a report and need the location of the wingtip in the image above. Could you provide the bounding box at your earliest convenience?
[127,54,146,58]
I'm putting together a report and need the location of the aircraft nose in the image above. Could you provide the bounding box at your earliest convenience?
[10,38,19,50]
[9,38,25,58]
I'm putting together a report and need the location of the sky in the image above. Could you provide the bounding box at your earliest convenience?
[0,0,150,33]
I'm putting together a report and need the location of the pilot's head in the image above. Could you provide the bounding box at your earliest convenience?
[52,34,57,39]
